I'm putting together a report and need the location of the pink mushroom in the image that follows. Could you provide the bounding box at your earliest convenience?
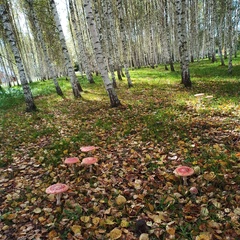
[81,157,98,173]
[189,186,198,195]
[80,146,96,152]
[64,157,80,172]
[173,166,194,185]
[46,183,69,205]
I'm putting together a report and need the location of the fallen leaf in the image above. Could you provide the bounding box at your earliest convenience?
[139,233,149,240]
[71,225,81,235]
[196,232,212,240]
[120,219,129,228]
[80,216,90,223]
[33,207,42,213]
[115,195,127,205]
[109,228,122,240]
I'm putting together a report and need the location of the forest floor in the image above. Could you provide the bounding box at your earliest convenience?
[0,59,240,239]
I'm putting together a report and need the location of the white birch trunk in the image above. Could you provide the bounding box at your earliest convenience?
[83,0,121,107]
[0,3,37,112]
[50,0,81,98]
[164,0,175,71]
[69,0,94,84]
[116,0,133,88]
[176,0,191,87]
[27,0,63,96]
[227,0,233,74]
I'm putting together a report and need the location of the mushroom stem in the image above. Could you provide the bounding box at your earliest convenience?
[71,165,76,173]
[89,165,93,173]
[183,176,188,185]
[56,193,62,205]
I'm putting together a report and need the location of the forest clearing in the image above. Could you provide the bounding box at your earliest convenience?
[0,59,240,239]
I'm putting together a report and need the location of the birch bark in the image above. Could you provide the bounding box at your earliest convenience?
[50,0,81,98]
[116,0,133,88]
[69,0,94,84]
[26,0,63,96]
[84,0,121,107]
[164,0,175,71]
[227,0,233,74]
[0,3,37,112]
[176,0,191,87]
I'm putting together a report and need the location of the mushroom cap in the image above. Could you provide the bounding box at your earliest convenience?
[80,146,96,152]
[189,186,198,194]
[205,95,213,99]
[46,183,69,194]
[64,157,80,164]
[173,166,194,177]
[81,157,98,165]
[194,93,205,97]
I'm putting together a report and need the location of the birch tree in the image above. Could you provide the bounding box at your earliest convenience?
[49,0,82,98]
[83,0,121,107]
[69,0,94,84]
[116,0,133,88]
[0,3,37,112]
[25,0,63,96]
[175,0,191,87]
[227,0,233,74]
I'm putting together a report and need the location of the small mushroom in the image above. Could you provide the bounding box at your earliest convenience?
[46,183,69,205]
[81,157,98,173]
[194,93,205,107]
[64,157,80,172]
[173,166,194,185]
[189,186,198,195]
[205,95,213,99]
[80,146,96,153]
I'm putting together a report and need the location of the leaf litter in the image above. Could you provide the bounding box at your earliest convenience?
[0,80,239,239]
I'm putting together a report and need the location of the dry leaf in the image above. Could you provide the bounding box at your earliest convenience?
[109,228,122,240]
[120,219,129,228]
[92,217,100,225]
[80,216,90,223]
[196,232,212,240]
[71,225,82,235]
[203,172,216,181]
[33,207,42,214]
[115,195,127,205]
[139,233,149,240]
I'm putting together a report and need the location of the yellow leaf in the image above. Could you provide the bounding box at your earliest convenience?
[109,228,122,240]
[203,172,216,181]
[63,149,68,154]
[196,232,211,240]
[38,216,46,223]
[235,152,240,157]
[71,225,81,235]
[105,218,116,225]
[48,230,58,239]
[3,213,16,220]
[147,203,154,212]
[166,226,176,235]
[145,154,151,160]
[115,195,127,205]
[164,196,175,204]
[92,217,100,225]
[80,216,90,223]
[153,215,162,224]
[33,208,42,214]
[120,219,129,228]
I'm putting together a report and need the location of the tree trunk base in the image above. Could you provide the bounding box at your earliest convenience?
[107,88,121,107]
